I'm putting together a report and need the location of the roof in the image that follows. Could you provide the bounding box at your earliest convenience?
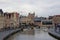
[54,15,60,17]
[34,17,46,21]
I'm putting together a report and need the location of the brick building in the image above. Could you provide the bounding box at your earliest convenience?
[53,15,60,24]
[0,9,4,30]
[28,12,35,24]
[20,12,35,25]
[34,17,46,27]
[4,12,19,29]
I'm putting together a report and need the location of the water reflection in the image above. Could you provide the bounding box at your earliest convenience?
[7,29,57,40]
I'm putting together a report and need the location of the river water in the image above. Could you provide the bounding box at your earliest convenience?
[7,29,57,40]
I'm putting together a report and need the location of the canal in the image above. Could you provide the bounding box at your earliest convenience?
[7,29,57,40]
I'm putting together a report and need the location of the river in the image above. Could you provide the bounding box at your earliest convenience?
[7,29,57,40]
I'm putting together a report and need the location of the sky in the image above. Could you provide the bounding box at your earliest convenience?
[0,0,60,17]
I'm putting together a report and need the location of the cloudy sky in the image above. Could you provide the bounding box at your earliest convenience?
[0,0,60,17]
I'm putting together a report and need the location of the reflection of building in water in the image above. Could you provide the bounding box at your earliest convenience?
[4,12,19,29]
[0,9,4,30]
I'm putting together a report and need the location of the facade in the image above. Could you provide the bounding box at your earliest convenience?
[20,13,35,25]
[12,12,19,28]
[41,19,53,27]
[52,15,60,32]
[28,13,35,24]
[34,17,42,27]
[0,9,4,30]
[48,15,60,39]
[20,16,28,24]
[34,17,46,27]
[53,15,60,24]
[4,12,19,29]
[34,17,53,28]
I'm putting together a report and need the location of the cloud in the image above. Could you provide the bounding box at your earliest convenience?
[0,0,60,17]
